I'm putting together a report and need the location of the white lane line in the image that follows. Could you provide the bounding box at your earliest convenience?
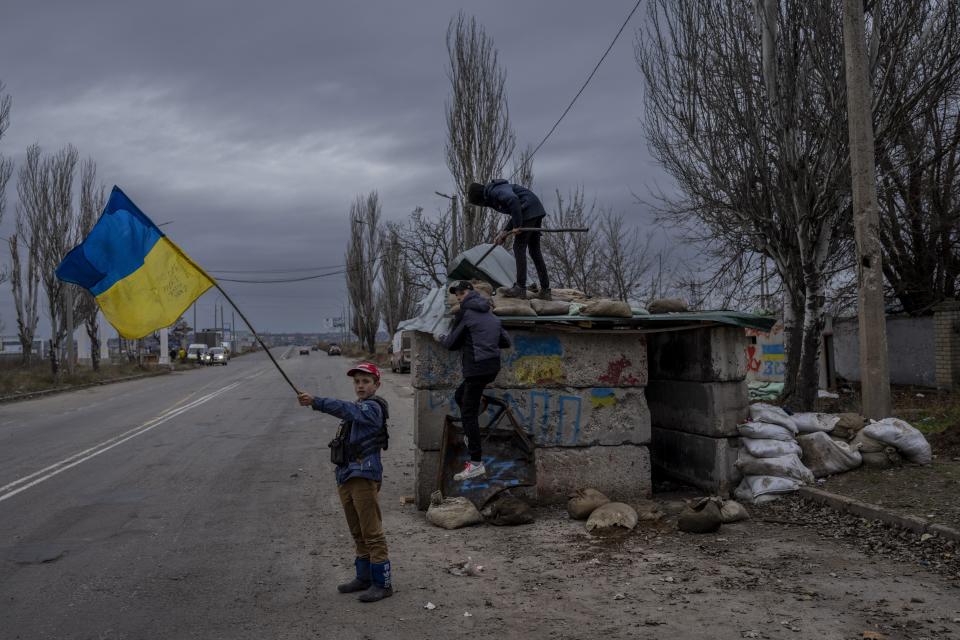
[0,380,244,504]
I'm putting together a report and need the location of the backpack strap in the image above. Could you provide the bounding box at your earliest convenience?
[349,396,390,458]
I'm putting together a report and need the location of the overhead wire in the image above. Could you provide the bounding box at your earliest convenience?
[511,0,643,179]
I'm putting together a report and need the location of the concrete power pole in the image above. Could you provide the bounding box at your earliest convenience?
[842,0,891,418]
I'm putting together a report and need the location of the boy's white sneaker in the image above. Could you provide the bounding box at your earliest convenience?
[454,461,486,481]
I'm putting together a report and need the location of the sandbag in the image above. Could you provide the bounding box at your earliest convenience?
[740,437,802,458]
[863,418,932,465]
[734,475,801,504]
[861,448,902,469]
[581,299,633,318]
[491,297,537,317]
[481,494,533,526]
[530,299,571,316]
[472,281,494,297]
[737,421,797,442]
[719,500,750,523]
[796,431,862,477]
[678,500,722,533]
[426,493,483,529]
[792,412,840,434]
[633,498,665,522]
[550,288,588,302]
[748,403,799,433]
[585,502,638,532]
[851,431,887,454]
[648,298,689,314]
[832,413,867,440]
[735,450,814,484]
[567,488,611,520]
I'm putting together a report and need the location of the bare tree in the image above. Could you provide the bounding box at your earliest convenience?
[511,144,535,190]
[19,143,79,377]
[378,224,417,337]
[540,188,603,296]
[394,205,456,290]
[637,0,950,409]
[75,158,106,370]
[345,191,382,353]
[597,209,655,303]
[0,82,12,290]
[445,12,516,249]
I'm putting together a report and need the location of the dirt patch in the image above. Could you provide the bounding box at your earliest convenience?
[928,424,960,457]
[821,460,960,532]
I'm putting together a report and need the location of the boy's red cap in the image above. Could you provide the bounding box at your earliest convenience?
[348,362,381,379]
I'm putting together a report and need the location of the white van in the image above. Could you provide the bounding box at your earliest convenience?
[186,343,208,361]
[389,331,411,373]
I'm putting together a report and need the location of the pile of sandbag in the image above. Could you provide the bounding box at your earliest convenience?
[734,403,814,504]
[566,488,662,533]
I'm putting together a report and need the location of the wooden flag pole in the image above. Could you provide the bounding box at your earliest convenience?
[213,282,300,394]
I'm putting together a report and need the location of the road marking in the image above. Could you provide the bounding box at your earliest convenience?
[0,380,244,504]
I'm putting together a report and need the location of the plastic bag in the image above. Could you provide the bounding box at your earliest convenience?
[863,418,932,465]
[734,475,801,504]
[737,422,797,442]
[741,437,802,458]
[748,403,799,433]
[792,412,840,434]
[796,431,862,477]
[735,450,814,484]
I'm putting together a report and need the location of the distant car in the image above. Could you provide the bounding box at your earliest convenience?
[207,347,228,365]
[299,348,310,355]
[390,331,411,373]
[186,343,208,362]
[328,344,342,356]
[311,345,318,351]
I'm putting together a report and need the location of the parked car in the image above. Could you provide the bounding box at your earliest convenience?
[328,344,342,356]
[390,331,411,373]
[207,347,228,365]
[299,347,310,355]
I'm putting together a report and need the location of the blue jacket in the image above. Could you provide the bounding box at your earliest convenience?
[481,179,547,231]
[443,292,512,377]
[311,396,385,485]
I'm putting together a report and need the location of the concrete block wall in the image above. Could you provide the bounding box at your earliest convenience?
[646,326,749,495]
[412,329,652,508]
[934,301,960,390]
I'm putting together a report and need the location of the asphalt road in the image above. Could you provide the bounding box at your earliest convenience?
[0,349,415,640]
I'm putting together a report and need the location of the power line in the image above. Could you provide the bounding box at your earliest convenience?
[512,0,643,178]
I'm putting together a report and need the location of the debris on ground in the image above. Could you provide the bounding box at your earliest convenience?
[448,558,484,577]
[424,602,436,610]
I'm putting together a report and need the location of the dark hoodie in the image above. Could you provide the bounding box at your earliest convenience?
[442,291,512,377]
[481,179,547,231]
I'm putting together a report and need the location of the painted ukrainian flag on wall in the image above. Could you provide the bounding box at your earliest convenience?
[56,186,214,339]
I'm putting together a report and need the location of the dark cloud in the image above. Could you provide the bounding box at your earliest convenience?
[0,0,674,335]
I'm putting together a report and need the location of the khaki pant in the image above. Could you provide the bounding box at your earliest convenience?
[337,477,388,564]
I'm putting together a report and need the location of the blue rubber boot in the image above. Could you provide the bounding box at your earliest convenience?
[337,557,371,593]
[357,560,393,602]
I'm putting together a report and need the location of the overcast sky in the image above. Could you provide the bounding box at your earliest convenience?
[0,0,675,336]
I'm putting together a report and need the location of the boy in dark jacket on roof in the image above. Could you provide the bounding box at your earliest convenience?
[297,362,393,603]
[441,281,513,480]
[467,179,551,300]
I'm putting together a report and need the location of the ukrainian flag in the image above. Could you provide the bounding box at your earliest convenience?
[56,187,214,339]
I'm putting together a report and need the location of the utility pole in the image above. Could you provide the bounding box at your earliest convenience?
[842,0,891,418]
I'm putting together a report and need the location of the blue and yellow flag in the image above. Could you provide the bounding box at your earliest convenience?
[56,186,214,339]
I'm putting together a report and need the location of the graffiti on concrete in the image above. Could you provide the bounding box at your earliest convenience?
[745,321,785,381]
[426,387,587,446]
[507,335,566,385]
[598,355,640,385]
